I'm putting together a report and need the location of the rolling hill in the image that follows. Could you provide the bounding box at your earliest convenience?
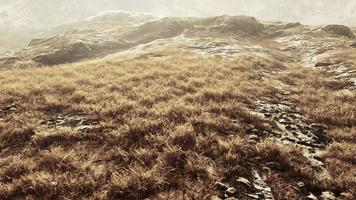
[0,12,355,200]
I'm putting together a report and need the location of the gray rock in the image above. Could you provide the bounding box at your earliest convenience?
[210,195,223,200]
[321,25,355,39]
[33,42,94,65]
[321,191,336,200]
[244,193,259,199]
[214,182,228,191]
[236,177,252,187]
[340,192,351,198]
[225,198,238,200]
[213,15,265,35]
[307,193,318,200]
[226,187,237,195]
[297,182,305,188]
[249,135,259,141]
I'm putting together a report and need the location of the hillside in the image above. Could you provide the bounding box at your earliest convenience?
[2,0,356,53]
[0,13,355,200]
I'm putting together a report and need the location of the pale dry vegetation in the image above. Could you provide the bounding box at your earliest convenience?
[0,46,355,200]
[278,65,356,198]
[0,51,276,199]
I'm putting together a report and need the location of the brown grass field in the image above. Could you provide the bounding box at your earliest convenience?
[0,43,355,200]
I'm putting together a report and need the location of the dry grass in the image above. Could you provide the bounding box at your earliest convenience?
[0,46,355,199]
[278,65,356,199]
[0,51,280,199]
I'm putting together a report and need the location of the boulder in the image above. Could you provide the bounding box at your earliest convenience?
[321,25,355,38]
[33,42,93,65]
[225,187,237,195]
[285,22,302,29]
[219,16,265,34]
[320,191,336,200]
[213,182,229,191]
[127,17,193,42]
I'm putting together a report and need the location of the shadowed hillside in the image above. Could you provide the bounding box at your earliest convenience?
[0,12,355,200]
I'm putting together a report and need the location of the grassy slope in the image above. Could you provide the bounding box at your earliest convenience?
[0,45,355,199]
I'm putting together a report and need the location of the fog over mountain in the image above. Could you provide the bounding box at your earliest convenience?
[1,0,355,52]
[1,0,356,29]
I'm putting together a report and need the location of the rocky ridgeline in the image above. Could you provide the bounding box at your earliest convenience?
[1,12,355,70]
[0,14,265,69]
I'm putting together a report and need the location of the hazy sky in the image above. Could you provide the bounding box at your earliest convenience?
[1,0,356,31]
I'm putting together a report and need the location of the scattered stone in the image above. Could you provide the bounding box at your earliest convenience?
[307,193,319,200]
[350,43,356,48]
[74,125,93,132]
[264,113,272,117]
[226,187,237,195]
[339,192,351,198]
[278,118,288,124]
[210,195,223,200]
[225,198,238,200]
[252,170,275,200]
[42,113,100,131]
[297,182,305,188]
[236,177,252,187]
[251,128,259,133]
[214,182,228,191]
[243,193,259,199]
[4,103,17,111]
[321,191,336,200]
[248,135,259,141]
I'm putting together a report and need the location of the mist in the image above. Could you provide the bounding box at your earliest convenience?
[1,0,355,52]
[1,0,356,30]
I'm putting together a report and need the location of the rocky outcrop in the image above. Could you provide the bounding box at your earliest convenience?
[0,15,268,68]
[321,24,355,38]
[32,42,94,65]
[207,15,265,35]
[125,17,193,43]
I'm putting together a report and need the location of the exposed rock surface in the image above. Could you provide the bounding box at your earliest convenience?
[0,14,267,68]
[321,24,355,38]
[276,33,356,90]
[210,15,265,35]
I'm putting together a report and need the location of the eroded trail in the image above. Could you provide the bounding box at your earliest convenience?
[250,85,328,170]
[206,35,342,199]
